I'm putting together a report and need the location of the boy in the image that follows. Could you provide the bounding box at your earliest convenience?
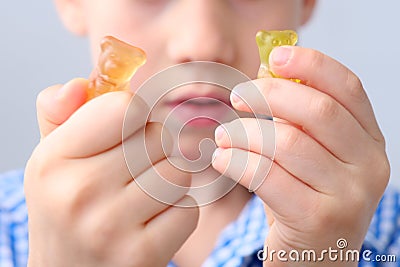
[1,0,399,266]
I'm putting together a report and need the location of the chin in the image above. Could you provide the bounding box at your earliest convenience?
[176,130,216,162]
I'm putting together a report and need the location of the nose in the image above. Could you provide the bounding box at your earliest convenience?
[166,1,236,65]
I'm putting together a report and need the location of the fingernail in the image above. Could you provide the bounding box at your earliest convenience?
[270,46,292,66]
[231,81,254,107]
[230,92,243,106]
[215,125,225,141]
[212,148,222,162]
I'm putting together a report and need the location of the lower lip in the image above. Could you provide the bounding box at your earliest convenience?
[167,102,232,127]
[184,117,218,127]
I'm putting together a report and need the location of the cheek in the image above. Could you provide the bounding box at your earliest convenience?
[231,30,264,78]
[84,2,154,64]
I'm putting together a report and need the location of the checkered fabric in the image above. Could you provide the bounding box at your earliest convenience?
[1,169,399,267]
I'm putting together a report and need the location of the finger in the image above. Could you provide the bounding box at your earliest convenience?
[212,148,320,219]
[232,78,376,164]
[37,78,88,139]
[215,118,344,193]
[230,81,297,127]
[123,157,192,223]
[123,122,173,178]
[212,147,272,192]
[77,122,173,188]
[43,92,149,158]
[145,196,199,265]
[270,46,384,143]
[215,118,275,157]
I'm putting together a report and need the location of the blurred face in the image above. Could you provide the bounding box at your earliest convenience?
[60,0,314,171]
[82,0,307,79]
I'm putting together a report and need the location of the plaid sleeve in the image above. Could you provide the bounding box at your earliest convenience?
[0,170,29,267]
[184,188,400,267]
[359,188,400,267]
[1,168,399,267]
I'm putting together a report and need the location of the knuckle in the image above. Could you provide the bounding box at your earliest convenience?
[144,122,173,159]
[310,95,338,121]
[277,126,302,154]
[146,121,163,131]
[258,78,281,111]
[345,72,366,103]
[126,94,150,117]
[379,160,391,192]
[112,92,135,115]
[123,95,149,134]
[368,152,391,193]
[161,158,192,187]
[262,78,279,99]
[308,50,325,73]
[64,178,98,215]
[86,222,115,254]
[379,134,387,147]
[145,122,169,142]
[82,209,123,253]
[144,122,163,142]
[24,145,56,184]
[244,119,263,139]
[312,194,365,231]
[380,157,391,183]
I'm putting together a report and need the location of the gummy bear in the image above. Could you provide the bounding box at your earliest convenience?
[87,36,147,100]
[256,30,298,79]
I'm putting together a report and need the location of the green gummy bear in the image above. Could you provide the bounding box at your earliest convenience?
[256,30,298,78]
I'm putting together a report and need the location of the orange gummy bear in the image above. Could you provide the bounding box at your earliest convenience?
[87,36,146,100]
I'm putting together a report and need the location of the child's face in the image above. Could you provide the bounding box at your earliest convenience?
[57,0,315,162]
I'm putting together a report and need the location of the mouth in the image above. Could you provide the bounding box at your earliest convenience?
[167,94,230,107]
[179,98,223,106]
[163,86,234,127]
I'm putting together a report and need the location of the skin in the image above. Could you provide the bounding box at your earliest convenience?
[24,0,390,266]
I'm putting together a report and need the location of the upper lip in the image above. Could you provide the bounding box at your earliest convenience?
[165,90,231,107]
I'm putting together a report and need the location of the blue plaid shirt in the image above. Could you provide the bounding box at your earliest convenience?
[1,169,399,267]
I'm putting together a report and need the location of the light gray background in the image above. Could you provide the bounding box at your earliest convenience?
[1,1,399,188]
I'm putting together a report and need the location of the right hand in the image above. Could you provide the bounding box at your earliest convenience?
[25,79,199,267]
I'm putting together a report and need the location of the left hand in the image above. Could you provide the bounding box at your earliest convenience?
[212,46,390,266]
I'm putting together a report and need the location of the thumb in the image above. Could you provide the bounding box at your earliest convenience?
[37,78,88,139]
